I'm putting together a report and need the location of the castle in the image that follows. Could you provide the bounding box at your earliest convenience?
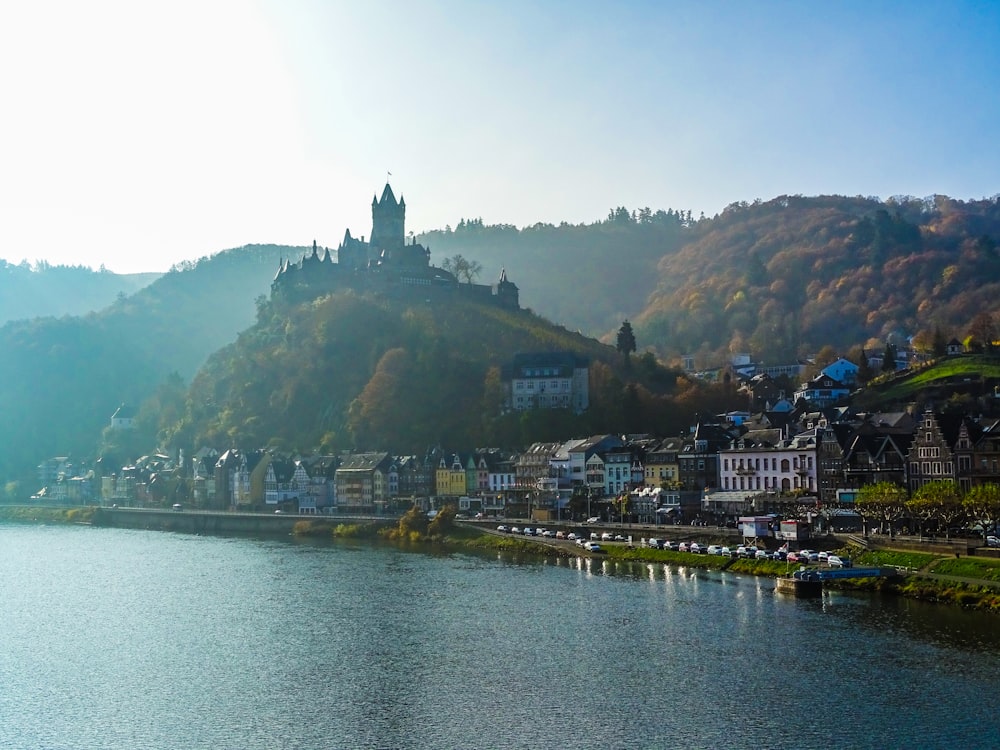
[271,183,519,309]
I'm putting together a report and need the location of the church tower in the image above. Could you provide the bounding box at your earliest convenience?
[369,183,406,257]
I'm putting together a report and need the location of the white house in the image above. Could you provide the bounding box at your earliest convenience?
[718,430,819,494]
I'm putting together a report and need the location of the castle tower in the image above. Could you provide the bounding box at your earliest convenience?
[369,183,406,257]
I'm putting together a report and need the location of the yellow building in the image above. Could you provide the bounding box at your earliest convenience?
[643,439,681,489]
[436,453,468,497]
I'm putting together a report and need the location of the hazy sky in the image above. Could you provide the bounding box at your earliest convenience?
[1,0,998,273]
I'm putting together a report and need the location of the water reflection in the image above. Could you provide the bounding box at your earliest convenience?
[5,524,1000,750]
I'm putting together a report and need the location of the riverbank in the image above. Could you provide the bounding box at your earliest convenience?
[6,505,1000,613]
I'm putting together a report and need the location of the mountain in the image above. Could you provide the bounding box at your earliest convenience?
[631,194,1000,363]
[0,260,160,325]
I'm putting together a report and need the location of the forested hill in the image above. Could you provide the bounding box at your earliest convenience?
[0,260,159,325]
[0,244,301,490]
[174,290,718,458]
[417,207,691,337]
[631,194,1000,363]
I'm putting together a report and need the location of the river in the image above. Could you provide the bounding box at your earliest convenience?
[1,523,998,749]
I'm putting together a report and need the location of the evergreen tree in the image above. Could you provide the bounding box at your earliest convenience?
[881,342,897,373]
[617,319,637,359]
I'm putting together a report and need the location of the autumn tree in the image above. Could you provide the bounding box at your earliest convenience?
[967,312,997,353]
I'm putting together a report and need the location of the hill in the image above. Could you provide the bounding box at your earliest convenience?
[174,289,716,456]
[0,260,159,325]
[854,353,1000,412]
[632,194,1000,363]
[0,244,303,491]
[417,208,690,338]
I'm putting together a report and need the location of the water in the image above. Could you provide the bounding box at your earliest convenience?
[2,523,998,749]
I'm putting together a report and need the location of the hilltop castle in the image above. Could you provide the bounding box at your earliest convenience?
[271,183,519,309]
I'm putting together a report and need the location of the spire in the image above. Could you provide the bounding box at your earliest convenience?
[379,183,397,205]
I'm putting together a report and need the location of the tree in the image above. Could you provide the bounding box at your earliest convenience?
[965,484,1000,539]
[848,345,875,385]
[967,312,997,353]
[907,480,963,539]
[881,342,898,373]
[855,481,908,537]
[441,254,482,283]
[616,319,637,363]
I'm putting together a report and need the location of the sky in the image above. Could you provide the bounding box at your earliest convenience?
[1,0,998,274]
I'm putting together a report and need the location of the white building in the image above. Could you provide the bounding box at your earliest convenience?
[505,352,589,413]
[718,430,819,494]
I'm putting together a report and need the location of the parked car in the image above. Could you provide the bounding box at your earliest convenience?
[678,542,690,553]
[755,549,770,560]
[707,545,722,555]
[584,541,604,553]
[720,546,732,557]
[496,525,508,533]
[828,555,852,568]
[510,526,521,535]
[647,538,663,549]
[663,541,678,551]
[689,542,703,554]
[601,532,613,541]
[585,517,600,524]
[986,535,1000,548]
[786,552,802,564]
[817,551,829,563]
[555,531,565,539]
[567,532,578,540]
